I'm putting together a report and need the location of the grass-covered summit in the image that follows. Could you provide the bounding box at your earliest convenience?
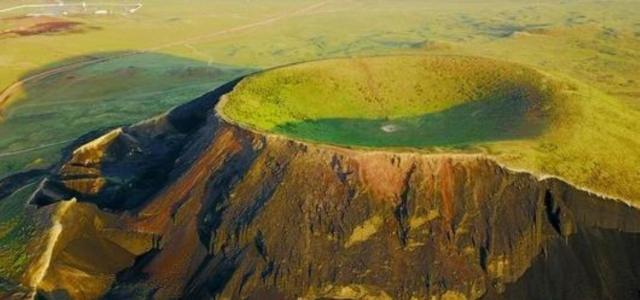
[221,55,560,148]
[219,55,640,204]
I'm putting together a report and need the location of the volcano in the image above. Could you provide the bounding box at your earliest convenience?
[9,56,640,299]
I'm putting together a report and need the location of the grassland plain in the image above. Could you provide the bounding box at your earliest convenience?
[0,0,640,293]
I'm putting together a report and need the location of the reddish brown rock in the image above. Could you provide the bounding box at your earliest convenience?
[22,82,640,300]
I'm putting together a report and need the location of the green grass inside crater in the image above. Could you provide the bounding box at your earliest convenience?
[222,55,557,148]
[273,90,545,148]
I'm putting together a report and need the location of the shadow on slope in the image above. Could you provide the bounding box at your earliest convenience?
[31,77,245,211]
[0,52,252,294]
[274,89,548,148]
[0,51,254,179]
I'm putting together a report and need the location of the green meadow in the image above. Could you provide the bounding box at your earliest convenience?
[0,53,252,176]
[222,55,555,147]
[272,92,545,149]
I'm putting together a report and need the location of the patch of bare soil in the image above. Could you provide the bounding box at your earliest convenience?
[0,16,94,38]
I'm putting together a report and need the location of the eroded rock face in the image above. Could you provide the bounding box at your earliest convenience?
[23,84,640,300]
[23,199,154,300]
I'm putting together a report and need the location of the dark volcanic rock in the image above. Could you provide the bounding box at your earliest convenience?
[22,82,640,300]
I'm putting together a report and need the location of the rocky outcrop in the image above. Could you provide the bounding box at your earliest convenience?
[21,82,640,300]
[23,199,154,300]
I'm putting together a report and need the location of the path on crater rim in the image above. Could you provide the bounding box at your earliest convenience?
[0,0,330,118]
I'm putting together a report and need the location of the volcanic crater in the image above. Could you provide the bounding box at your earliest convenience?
[219,55,556,149]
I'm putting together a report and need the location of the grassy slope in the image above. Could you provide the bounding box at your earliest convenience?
[492,79,640,204]
[222,56,555,129]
